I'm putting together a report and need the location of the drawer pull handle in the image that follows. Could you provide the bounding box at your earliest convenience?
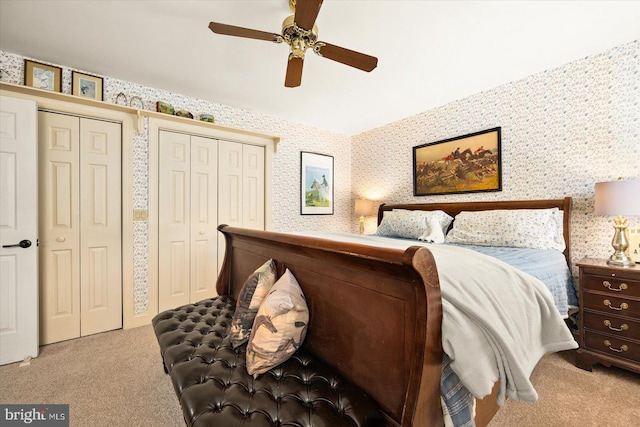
[603,320,629,332]
[603,281,627,292]
[603,300,629,311]
[603,340,628,353]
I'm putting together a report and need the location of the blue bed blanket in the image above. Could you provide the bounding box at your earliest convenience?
[447,244,578,317]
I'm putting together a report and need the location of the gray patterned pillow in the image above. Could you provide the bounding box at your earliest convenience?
[246,269,309,378]
[229,259,277,348]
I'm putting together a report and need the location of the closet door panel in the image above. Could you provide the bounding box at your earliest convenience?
[218,141,243,227]
[38,112,80,344]
[159,131,191,311]
[79,118,122,336]
[217,141,243,270]
[190,136,217,301]
[242,144,265,230]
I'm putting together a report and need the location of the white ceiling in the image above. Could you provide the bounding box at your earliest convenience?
[1,1,639,135]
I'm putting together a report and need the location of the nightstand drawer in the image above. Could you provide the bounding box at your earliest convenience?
[583,293,640,318]
[582,274,640,298]
[584,331,640,364]
[583,311,640,341]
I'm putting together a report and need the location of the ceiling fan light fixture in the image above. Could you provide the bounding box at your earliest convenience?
[290,37,307,59]
[208,0,377,87]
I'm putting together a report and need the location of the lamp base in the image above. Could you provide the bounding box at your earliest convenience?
[359,216,365,235]
[607,252,636,268]
[606,216,636,268]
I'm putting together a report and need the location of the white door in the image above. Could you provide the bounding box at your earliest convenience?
[0,96,39,365]
[242,144,265,230]
[218,141,265,269]
[158,131,191,311]
[39,112,122,344]
[218,141,244,271]
[79,118,122,336]
[38,112,80,343]
[189,135,217,302]
[158,131,217,311]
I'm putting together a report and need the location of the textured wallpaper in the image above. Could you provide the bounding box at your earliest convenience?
[2,39,638,314]
[352,40,640,273]
[1,50,352,315]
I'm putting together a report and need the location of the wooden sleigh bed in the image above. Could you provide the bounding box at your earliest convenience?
[213,198,573,427]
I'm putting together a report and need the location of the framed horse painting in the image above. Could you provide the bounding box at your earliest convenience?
[301,151,334,215]
[413,127,502,196]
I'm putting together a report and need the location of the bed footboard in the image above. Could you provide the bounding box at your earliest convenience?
[216,225,444,427]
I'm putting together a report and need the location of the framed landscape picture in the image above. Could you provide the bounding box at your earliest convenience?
[24,59,62,92]
[72,71,103,101]
[413,127,502,196]
[300,151,333,215]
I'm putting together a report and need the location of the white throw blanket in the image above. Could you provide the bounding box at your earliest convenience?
[428,244,578,404]
[298,232,578,404]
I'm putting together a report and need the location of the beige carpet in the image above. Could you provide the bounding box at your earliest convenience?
[1,325,638,426]
[0,326,184,427]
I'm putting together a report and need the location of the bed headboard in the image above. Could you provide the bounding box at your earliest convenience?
[377,197,572,267]
[216,226,443,426]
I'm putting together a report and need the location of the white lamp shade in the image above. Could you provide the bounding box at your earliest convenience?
[354,199,373,217]
[594,180,640,216]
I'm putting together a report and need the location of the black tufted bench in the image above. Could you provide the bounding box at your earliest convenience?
[152,296,384,427]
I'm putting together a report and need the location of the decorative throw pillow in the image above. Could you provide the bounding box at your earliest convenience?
[245,269,309,378]
[444,208,565,251]
[229,259,277,348]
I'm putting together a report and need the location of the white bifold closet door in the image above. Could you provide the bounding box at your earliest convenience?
[39,111,122,345]
[158,130,217,311]
[217,140,265,269]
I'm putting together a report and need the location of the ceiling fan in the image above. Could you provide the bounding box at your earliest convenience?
[208,0,378,88]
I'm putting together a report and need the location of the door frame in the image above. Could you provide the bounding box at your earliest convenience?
[0,89,136,329]
[148,117,275,324]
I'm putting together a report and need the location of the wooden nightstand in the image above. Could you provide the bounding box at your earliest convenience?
[575,258,640,374]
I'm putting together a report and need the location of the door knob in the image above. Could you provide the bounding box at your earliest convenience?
[2,239,32,249]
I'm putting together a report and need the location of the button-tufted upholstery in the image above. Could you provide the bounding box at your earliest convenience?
[152,297,384,427]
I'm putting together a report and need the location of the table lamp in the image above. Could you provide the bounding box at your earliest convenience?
[354,199,373,235]
[594,179,640,267]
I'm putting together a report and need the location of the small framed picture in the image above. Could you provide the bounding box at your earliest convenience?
[300,151,334,215]
[72,71,104,101]
[24,59,62,92]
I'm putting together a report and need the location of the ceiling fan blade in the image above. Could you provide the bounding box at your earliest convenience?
[208,22,279,42]
[316,42,378,72]
[295,0,323,30]
[285,56,304,88]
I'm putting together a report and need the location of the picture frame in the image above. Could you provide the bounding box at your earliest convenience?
[300,151,334,215]
[72,71,103,101]
[629,228,640,264]
[24,59,62,92]
[413,127,502,196]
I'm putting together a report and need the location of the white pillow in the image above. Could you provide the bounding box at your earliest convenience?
[376,210,427,239]
[393,209,454,235]
[444,208,565,251]
[376,209,453,240]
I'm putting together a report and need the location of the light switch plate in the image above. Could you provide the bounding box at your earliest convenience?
[133,209,148,221]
